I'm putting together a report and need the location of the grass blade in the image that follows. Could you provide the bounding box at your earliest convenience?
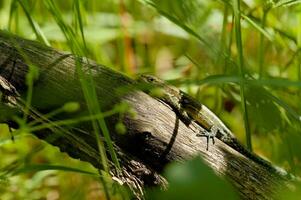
[241,13,273,42]
[232,0,252,151]
[274,0,301,8]
[12,164,98,176]
[16,0,50,46]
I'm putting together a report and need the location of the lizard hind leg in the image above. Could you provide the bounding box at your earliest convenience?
[196,127,217,150]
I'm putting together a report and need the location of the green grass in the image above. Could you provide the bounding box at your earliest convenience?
[1,0,301,199]
[232,0,252,151]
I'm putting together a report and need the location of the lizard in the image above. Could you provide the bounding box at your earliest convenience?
[137,74,292,178]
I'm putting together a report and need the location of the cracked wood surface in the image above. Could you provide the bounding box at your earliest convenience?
[0,31,292,199]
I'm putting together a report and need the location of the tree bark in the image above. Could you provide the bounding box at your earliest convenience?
[0,31,292,199]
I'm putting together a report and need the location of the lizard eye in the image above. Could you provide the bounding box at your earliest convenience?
[148,77,154,82]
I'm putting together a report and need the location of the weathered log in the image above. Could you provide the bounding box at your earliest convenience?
[0,31,292,199]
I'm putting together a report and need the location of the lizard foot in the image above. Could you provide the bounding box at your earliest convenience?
[196,131,215,150]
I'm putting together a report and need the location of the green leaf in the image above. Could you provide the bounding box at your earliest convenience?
[147,157,239,200]
[245,85,282,132]
[139,0,231,62]
[172,75,301,122]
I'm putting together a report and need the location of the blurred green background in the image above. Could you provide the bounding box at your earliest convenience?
[0,0,301,199]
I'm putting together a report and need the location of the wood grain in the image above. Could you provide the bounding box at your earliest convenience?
[0,31,292,199]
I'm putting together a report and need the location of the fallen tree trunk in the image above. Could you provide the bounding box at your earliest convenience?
[0,31,292,199]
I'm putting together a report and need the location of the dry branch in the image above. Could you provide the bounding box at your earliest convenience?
[0,31,293,199]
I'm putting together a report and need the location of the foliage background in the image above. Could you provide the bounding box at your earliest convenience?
[0,0,301,199]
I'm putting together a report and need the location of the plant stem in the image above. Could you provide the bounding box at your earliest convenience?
[233,0,252,151]
[258,10,268,78]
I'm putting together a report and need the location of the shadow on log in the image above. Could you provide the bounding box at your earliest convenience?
[0,31,293,199]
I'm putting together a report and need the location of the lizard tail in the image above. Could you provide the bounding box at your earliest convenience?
[224,137,294,180]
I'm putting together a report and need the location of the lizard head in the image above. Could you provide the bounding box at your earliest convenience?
[137,74,168,97]
[137,74,165,86]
